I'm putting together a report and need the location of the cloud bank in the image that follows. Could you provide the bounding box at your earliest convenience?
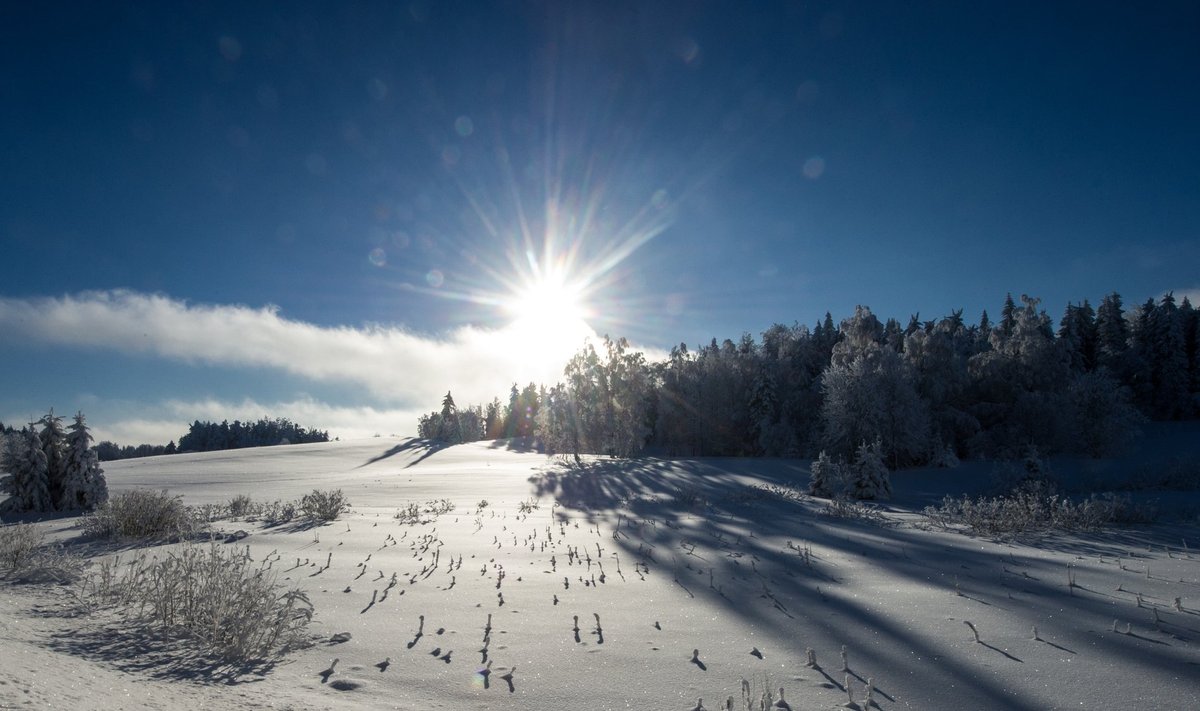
[0,290,594,410]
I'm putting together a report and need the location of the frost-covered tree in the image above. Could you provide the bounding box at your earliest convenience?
[438,391,461,443]
[39,410,68,507]
[539,336,652,459]
[967,295,1071,456]
[999,293,1017,340]
[849,438,891,500]
[0,426,53,513]
[61,411,108,510]
[808,450,843,498]
[822,337,930,468]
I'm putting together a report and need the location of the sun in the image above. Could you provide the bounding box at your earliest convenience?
[502,274,595,367]
[506,276,586,327]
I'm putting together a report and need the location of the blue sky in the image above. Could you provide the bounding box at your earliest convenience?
[2,1,1197,443]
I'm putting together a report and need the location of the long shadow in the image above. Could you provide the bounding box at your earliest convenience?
[488,437,540,453]
[355,438,446,469]
[528,454,1199,708]
[46,622,279,683]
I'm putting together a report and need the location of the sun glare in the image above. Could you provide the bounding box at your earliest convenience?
[507,277,585,326]
[502,275,595,370]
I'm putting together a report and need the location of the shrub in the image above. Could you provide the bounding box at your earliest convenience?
[228,494,254,518]
[299,489,349,522]
[923,491,1157,537]
[82,489,204,540]
[0,523,87,583]
[80,543,313,663]
[259,499,297,526]
[0,523,44,573]
[821,497,890,525]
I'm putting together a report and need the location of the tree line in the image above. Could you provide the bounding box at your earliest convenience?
[420,292,1199,467]
[93,417,331,461]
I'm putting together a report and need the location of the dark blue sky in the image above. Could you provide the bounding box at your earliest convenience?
[2,1,1198,441]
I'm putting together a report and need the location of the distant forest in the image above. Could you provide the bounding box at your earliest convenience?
[420,292,1199,467]
[93,417,330,461]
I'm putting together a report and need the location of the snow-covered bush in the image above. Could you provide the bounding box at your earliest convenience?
[0,523,86,583]
[299,489,349,521]
[923,491,1156,537]
[0,523,43,574]
[80,543,313,663]
[82,489,203,540]
[228,494,253,518]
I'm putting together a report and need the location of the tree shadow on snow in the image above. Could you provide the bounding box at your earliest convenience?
[528,454,1199,710]
[355,438,447,469]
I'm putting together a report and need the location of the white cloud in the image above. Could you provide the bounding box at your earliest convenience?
[0,290,607,409]
[1172,286,1200,306]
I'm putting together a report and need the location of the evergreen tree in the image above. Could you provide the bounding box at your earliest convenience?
[61,411,108,510]
[438,391,461,443]
[808,450,841,498]
[1095,292,1129,375]
[999,293,1017,340]
[1148,293,1190,419]
[2,427,53,512]
[850,438,891,500]
[39,409,68,507]
[1058,301,1098,373]
[1182,296,1200,409]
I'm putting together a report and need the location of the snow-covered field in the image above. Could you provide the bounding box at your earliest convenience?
[3,437,1200,710]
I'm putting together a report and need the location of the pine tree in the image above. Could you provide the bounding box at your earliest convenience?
[61,411,108,510]
[1,427,53,512]
[39,410,68,507]
[808,450,841,497]
[1148,293,1190,419]
[850,439,891,500]
[438,392,461,443]
[999,293,1017,340]
[1095,292,1129,375]
[0,432,24,511]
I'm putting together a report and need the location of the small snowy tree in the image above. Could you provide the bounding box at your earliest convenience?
[849,438,891,500]
[61,411,108,510]
[809,450,846,498]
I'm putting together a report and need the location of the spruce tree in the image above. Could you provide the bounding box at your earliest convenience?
[850,439,891,500]
[808,451,840,497]
[3,427,53,512]
[39,410,68,507]
[62,411,108,510]
[438,391,461,443]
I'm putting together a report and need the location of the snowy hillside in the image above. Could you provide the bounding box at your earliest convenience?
[2,436,1199,710]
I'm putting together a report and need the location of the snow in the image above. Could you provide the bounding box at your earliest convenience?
[3,436,1199,710]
